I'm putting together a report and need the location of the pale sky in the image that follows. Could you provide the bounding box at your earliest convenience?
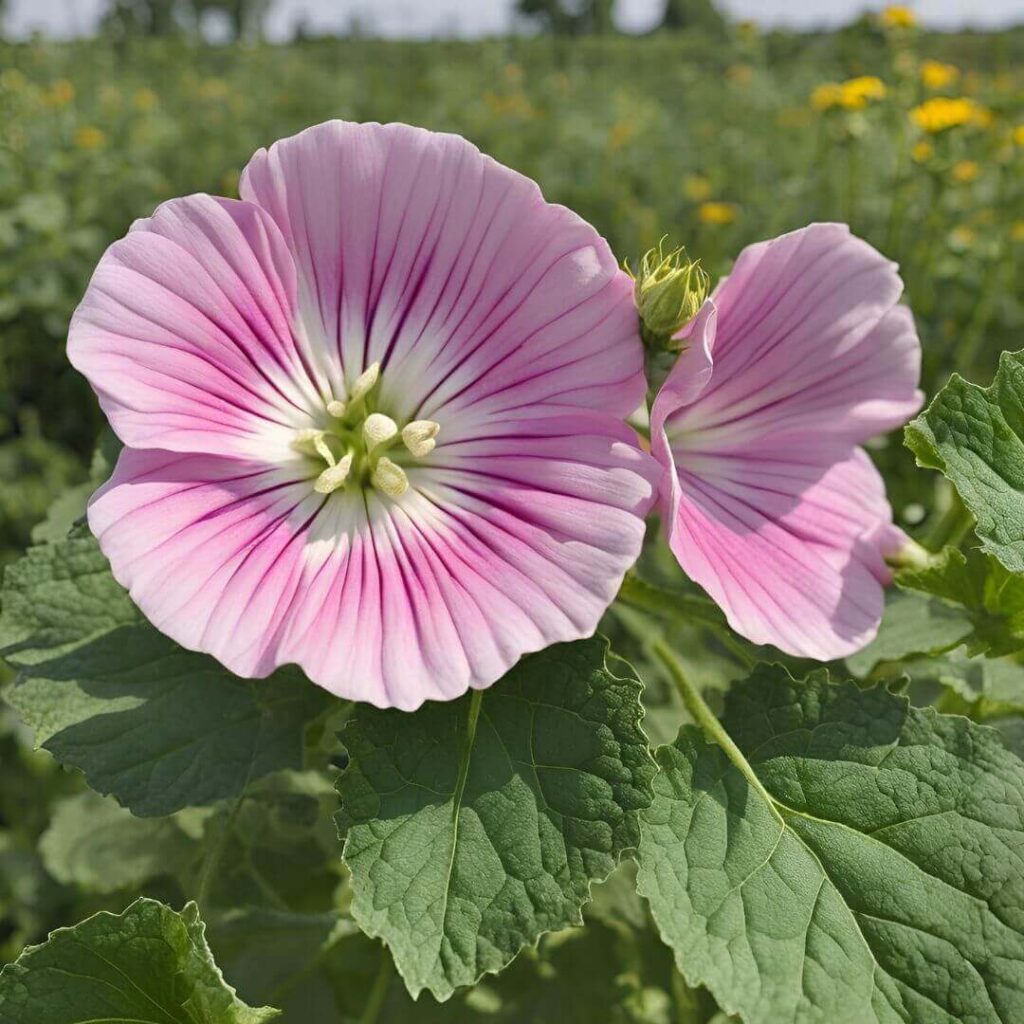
[6,0,1023,38]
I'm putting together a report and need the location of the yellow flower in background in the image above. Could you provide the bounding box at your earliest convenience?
[698,202,738,226]
[74,126,106,150]
[1012,221,1024,242]
[43,79,75,107]
[198,78,229,100]
[920,60,959,91]
[811,82,843,111]
[133,88,158,112]
[911,96,989,133]
[950,225,975,249]
[839,76,886,110]
[911,140,934,163]
[0,69,27,92]
[1014,125,1024,147]
[951,160,980,183]
[682,174,712,201]
[881,5,917,29]
[727,64,754,87]
[815,77,886,112]
[608,120,635,151]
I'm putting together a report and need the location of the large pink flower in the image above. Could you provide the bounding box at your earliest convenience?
[69,120,656,709]
[650,223,922,660]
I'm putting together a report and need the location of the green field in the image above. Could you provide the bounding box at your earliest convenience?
[2,25,1023,565]
[2,18,1024,1016]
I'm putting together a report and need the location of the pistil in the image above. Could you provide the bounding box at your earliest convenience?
[295,364,436,501]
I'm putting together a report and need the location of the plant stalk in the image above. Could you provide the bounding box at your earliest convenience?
[651,638,781,824]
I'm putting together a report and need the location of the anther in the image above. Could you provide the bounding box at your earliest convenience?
[312,433,336,466]
[314,452,353,494]
[326,399,346,418]
[371,456,409,498]
[363,412,399,452]
[401,420,440,458]
[349,362,380,405]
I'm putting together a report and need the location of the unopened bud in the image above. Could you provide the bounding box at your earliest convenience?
[628,239,709,349]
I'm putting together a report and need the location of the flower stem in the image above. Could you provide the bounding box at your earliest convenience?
[196,791,245,909]
[651,638,781,825]
[922,489,973,552]
[359,945,393,1024]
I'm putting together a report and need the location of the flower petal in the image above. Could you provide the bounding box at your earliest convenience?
[663,445,895,659]
[662,223,923,449]
[240,120,645,427]
[69,194,329,458]
[91,420,656,709]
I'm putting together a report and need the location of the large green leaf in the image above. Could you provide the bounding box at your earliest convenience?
[637,664,1024,1024]
[39,790,207,894]
[336,637,656,1001]
[0,897,278,1022]
[0,532,332,816]
[896,545,1024,657]
[212,904,679,1024]
[906,350,1024,573]
[845,588,973,677]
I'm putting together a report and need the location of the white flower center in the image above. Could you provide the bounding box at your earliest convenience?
[291,362,440,499]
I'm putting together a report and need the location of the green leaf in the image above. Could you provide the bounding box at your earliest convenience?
[906,350,1024,573]
[0,897,279,1022]
[637,664,1024,1024]
[336,637,656,1001]
[213,906,679,1024]
[845,588,973,677]
[29,428,121,545]
[201,770,341,913]
[39,790,205,893]
[0,532,332,816]
[896,546,1024,657]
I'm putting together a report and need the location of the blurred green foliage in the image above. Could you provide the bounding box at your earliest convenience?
[1,24,1023,566]
[0,18,1023,1008]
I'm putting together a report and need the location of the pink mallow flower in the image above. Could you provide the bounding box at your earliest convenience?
[650,223,923,660]
[69,120,656,709]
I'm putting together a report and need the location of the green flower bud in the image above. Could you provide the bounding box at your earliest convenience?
[627,239,709,350]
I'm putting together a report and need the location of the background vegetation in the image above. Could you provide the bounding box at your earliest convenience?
[1,3,1023,1018]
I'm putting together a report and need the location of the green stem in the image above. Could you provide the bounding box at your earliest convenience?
[452,689,483,823]
[359,945,393,1024]
[196,792,245,909]
[922,489,973,552]
[617,575,757,668]
[266,920,351,1005]
[651,639,781,825]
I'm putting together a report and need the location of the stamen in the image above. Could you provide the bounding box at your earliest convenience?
[371,456,408,498]
[313,433,336,466]
[326,399,346,418]
[291,427,325,455]
[364,412,399,451]
[314,452,353,494]
[349,362,380,404]
[402,420,440,458]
